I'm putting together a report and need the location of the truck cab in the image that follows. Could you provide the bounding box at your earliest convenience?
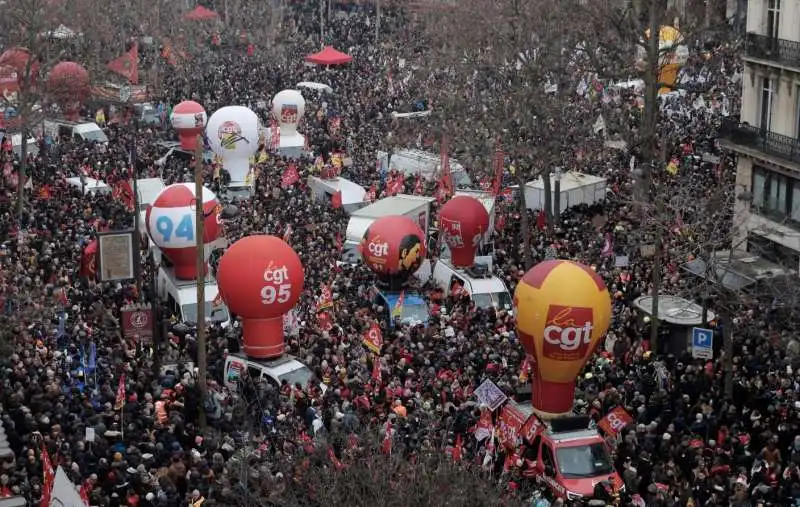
[223,352,315,391]
[157,267,230,328]
[372,287,430,328]
[431,259,513,313]
[500,401,622,501]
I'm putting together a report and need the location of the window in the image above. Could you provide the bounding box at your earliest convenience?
[760,77,775,130]
[556,443,614,479]
[767,0,781,39]
[751,165,800,226]
[247,366,262,381]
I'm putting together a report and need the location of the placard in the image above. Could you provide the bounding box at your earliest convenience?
[97,230,137,281]
[85,427,95,442]
[121,306,153,343]
[474,379,508,411]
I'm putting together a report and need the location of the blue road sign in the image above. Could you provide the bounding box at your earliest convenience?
[691,327,713,359]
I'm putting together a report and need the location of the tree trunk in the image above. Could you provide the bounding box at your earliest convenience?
[553,170,561,225]
[640,0,662,163]
[517,173,534,270]
[16,127,28,221]
[541,167,553,233]
[649,196,664,352]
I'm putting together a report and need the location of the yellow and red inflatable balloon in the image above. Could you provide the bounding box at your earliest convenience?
[514,260,612,418]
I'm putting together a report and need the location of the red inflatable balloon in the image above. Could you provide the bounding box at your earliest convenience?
[0,48,39,85]
[217,235,304,359]
[359,215,426,283]
[439,195,490,267]
[47,61,90,121]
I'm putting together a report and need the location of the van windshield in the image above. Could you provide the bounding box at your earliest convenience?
[556,443,614,478]
[399,303,430,324]
[80,129,108,142]
[279,366,314,388]
[471,291,513,311]
[182,302,229,324]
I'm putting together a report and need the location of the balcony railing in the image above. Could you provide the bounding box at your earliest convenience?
[744,33,800,69]
[720,118,800,165]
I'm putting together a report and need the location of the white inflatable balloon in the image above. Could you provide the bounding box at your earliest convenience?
[206,106,260,182]
[272,90,306,137]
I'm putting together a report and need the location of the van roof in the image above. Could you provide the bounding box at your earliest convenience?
[66,176,109,188]
[230,352,306,377]
[175,282,219,305]
[351,194,433,218]
[549,429,602,445]
[137,178,166,205]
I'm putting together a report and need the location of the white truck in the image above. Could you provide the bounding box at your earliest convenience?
[342,195,435,275]
[376,149,472,188]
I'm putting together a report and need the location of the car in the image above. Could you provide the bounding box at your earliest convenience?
[372,287,431,328]
[223,352,315,391]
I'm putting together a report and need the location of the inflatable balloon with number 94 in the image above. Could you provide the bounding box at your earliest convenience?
[145,183,223,280]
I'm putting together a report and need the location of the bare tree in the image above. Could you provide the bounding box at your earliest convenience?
[410,0,601,268]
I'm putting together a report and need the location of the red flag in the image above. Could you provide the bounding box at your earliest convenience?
[281,164,300,187]
[496,214,506,231]
[372,356,382,383]
[318,284,334,311]
[112,180,135,211]
[317,311,333,332]
[331,190,343,209]
[114,374,126,410]
[79,481,91,506]
[327,447,346,470]
[536,211,546,230]
[40,443,55,507]
[382,420,393,455]
[362,322,383,354]
[492,141,504,196]
[328,117,341,135]
[452,434,463,461]
[413,175,424,195]
[387,173,405,195]
[336,231,343,252]
[518,356,531,383]
[366,185,377,202]
[38,185,52,200]
[107,42,139,84]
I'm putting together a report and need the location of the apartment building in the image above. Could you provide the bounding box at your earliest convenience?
[722,0,800,271]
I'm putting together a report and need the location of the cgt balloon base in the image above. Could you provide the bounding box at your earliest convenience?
[531,379,577,418]
[242,316,286,359]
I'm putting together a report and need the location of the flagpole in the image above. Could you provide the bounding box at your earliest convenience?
[130,127,142,301]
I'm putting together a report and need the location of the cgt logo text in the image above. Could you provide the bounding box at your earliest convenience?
[261,262,292,305]
[367,239,389,257]
[542,305,595,360]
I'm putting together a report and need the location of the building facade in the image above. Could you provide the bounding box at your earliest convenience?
[723,0,800,270]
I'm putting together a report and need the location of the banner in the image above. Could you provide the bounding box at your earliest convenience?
[121,305,153,343]
[497,403,526,449]
[362,322,383,354]
[597,406,634,436]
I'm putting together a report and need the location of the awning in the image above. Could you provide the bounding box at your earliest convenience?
[305,46,353,65]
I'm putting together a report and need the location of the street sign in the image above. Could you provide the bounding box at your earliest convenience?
[691,327,713,359]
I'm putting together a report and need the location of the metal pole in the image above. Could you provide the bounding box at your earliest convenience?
[194,135,208,428]
[130,133,143,300]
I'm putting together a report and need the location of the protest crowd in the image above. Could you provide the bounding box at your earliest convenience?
[0,2,799,507]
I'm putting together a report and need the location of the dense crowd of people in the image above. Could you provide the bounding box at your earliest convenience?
[1,2,799,507]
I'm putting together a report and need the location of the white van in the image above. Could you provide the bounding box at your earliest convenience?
[66,176,111,195]
[377,149,472,188]
[3,133,39,158]
[43,119,108,145]
[223,352,315,391]
[308,175,367,214]
[157,267,230,327]
[431,259,513,313]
